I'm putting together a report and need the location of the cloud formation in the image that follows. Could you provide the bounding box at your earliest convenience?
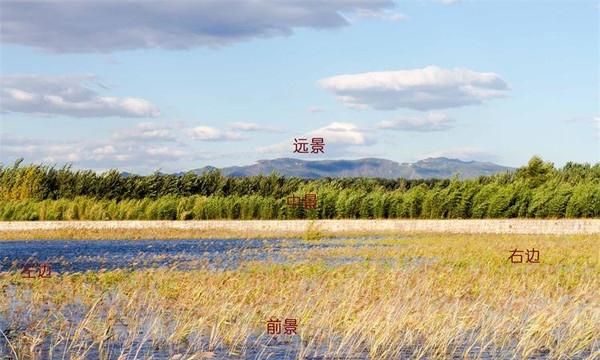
[113,122,177,142]
[188,126,246,141]
[0,0,394,53]
[228,122,280,132]
[0,133,203,173]
[377,112,454,132]
[352,8,407,22]
[1,120,266,173]
[1,136,84,162]
[1,75,159,118]
[319,65,509,111]
[257,122,373,155]
[312,122,372,146]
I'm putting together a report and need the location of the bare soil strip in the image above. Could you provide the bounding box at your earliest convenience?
[0,219,598,240]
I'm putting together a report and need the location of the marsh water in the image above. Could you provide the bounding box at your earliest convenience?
[0,238,583,359]
[0,237,394,360]
[0,237,393,273]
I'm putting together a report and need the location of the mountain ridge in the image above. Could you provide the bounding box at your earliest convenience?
[187,157,514,179]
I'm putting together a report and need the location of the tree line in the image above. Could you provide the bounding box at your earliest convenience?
[0,157,598,220]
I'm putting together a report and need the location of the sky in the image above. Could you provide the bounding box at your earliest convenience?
[0,0,598,174]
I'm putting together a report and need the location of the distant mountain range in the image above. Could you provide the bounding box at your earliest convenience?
[188,157,514,179]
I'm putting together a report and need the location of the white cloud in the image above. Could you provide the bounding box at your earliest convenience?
[6,88,35,101]
[113,122,176,141]
[2,120,249,172]
[1,136,84,163]
[112,122,253,148]
[352,9,407,22]
[257,121,373,155]
[439,0,460,4]
[114,122,251,143]
[0,0,394,53]
[0,75,159,118]
[145,146,187,158]
[188,126,246,141]
[311,122,371,145]
[377,112,454,131]
[92,145,116,156]
[0,133,200,173]
[228,122,280,132]
[318,65,509,111]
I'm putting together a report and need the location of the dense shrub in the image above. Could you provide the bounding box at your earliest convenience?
[0,156,598,219]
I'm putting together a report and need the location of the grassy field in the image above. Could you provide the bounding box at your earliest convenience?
[0,234,598,359]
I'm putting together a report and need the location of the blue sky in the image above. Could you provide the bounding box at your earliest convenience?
[0,0,598,173]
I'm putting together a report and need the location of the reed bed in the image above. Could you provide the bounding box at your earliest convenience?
[0,234,598,359]
[0,227,375,241]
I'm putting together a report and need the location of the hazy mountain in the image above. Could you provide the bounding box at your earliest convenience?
[189,157,514,179]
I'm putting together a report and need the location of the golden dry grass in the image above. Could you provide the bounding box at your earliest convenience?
[0,234,598,359]
[0,226,374,241]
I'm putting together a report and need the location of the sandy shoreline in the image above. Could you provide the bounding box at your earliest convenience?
[0,219,598,240]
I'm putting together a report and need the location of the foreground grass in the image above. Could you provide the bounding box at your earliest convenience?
[0,234,598,359]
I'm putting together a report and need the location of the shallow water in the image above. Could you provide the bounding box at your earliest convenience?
[0,237,390,273]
